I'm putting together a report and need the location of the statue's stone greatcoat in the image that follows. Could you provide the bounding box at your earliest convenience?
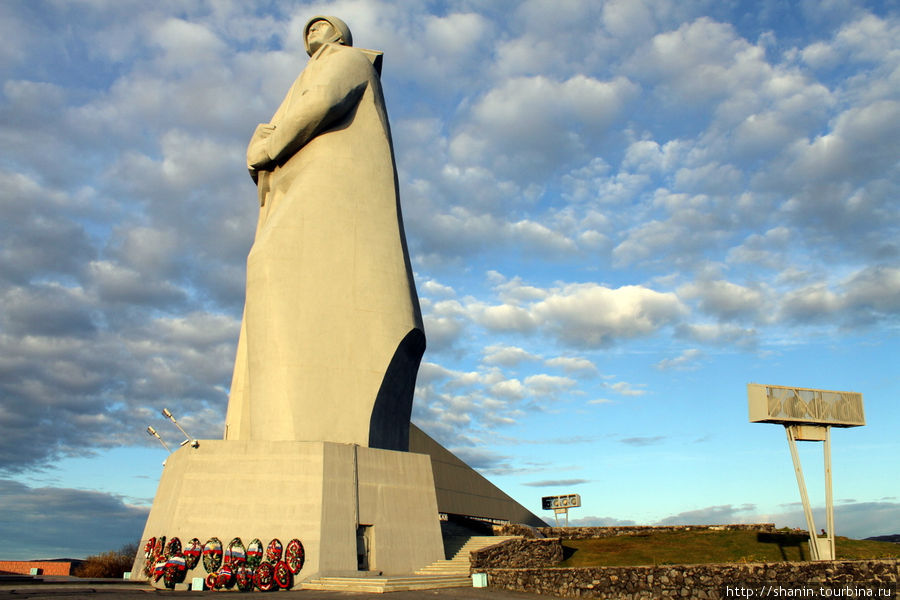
[225,37,424,450]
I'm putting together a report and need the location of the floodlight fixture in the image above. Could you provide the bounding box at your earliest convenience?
[161,408,199,448]
[146,426,171,452]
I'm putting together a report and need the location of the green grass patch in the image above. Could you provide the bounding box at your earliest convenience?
[557,530,899,567]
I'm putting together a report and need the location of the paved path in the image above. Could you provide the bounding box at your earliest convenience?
[0,582,557,600]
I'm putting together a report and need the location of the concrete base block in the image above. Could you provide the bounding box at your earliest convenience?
[131,440,444,588]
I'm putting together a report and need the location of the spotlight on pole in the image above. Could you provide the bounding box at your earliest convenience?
[146,426,171,452]
[161,408,199,448]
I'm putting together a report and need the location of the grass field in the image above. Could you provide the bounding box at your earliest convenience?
[557,530,900,567]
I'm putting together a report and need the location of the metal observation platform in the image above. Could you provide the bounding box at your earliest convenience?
[748,383,865,561]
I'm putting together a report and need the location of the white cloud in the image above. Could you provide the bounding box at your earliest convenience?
[421,279,455,297]
[608,381,648,397]
[421,298,469,351]
[476,303,538,332]
[656,501,900,540]
[655,503,757,525]
[0,284,95,338]
[601,0,659,41]
[622,139,684,174]
[676,322,758,348]
[655,348,703,371]
[86,260,185,307]
[463,277,689,348]
[483,344,540,367]
[409,205,581,260]
[489,378,527,400]
[523,478,590,488]
[491,275,550,304]
[545,356,598,375]
[726,226,793,268]
[620,435,664,445]
[630,17,768,105]
[531,283,687,347]
[833,13,900,65]
[801,41,840,69]
[423,12,490,60]
[779,265,900,324]
[784,100,900,185]
[613,214,728,267]
[450,74,638,179]
[0,479,148,559]
[150,18,227,71]
[679,279,771,322]
[524,374,576,395]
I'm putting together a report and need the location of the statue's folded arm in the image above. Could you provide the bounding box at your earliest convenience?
[263,47,372,166]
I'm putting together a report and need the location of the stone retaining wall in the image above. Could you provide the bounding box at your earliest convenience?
[479,559,899,599]
[471,538,563,569]
[494,523,777,539]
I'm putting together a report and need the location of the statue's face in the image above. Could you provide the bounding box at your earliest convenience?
[307,20,336,53]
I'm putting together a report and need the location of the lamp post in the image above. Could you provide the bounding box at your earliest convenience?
[146,426,171,452]
[161,408,199,448]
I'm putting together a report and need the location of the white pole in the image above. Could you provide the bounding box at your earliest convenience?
[824,426,835,560]
[785,425,819,560]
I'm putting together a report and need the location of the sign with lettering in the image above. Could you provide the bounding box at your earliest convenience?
[748,384,864,427]
[541,494,581,510]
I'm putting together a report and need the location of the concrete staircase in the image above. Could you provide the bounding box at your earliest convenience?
[300,535,518,593]
[416,535,518,576]
[301,574,472,593]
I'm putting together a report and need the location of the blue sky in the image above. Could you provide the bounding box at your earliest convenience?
[0,0,898,559]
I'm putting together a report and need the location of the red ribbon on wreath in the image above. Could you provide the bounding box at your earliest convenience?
[285,538,305,574]
[153,536,166,562]
[235,565,254,592]
[152,559,167,582]
[164,536,181,558]
[143,537,156,559]
[215,564,234,590]
[202,537,223,573]
[246,538,263,569]
[254,561,276,592]
[225,537,246,566]
[265,538,283,563]
[274,560,293,589]
[163,553,186,589]
[183,538,202,570]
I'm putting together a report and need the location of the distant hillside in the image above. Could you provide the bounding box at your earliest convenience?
[865,534,900,543]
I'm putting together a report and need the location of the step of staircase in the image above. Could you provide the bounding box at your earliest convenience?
[415,535,519,576]
[301,574,472,593]
[301,535,520,592]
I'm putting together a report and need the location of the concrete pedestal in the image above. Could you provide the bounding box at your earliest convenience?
[131,440,444,588]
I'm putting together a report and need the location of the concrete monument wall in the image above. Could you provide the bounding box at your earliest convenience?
[132,441,444,586]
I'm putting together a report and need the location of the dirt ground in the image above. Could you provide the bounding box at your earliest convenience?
[0,581,557,600]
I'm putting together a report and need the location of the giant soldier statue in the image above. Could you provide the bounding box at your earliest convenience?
[225,16,424,451]
[133,18,542,587]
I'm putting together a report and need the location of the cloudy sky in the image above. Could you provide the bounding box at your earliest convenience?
[1,0,898,559]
